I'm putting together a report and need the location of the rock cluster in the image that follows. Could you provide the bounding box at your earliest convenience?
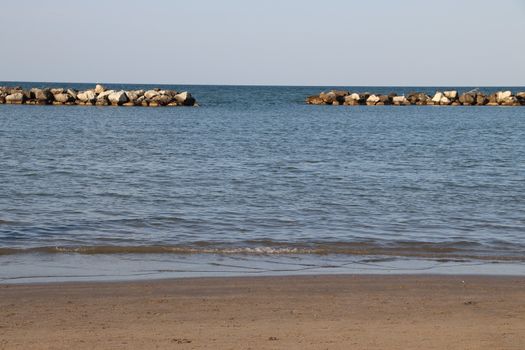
[0,84,197,107]
[306,90,525,106]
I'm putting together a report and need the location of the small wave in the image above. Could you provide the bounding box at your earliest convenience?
[0,240,523,262]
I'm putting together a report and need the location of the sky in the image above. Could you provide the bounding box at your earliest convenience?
[1,0,524,86]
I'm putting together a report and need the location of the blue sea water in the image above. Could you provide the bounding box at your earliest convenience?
[1,83,524,282]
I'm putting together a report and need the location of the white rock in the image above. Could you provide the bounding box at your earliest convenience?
[496,91,512,103]
[144,90,159,99]
[366,95,380,104]
[444,90,457,99]
[432,92,444,103]
[95,84,106,94]
[5,93,24,103]
[97,90,115,100]
[77,90,96,102]
[392,96,408,104]
[108,91,129,105]
[349,93,360,101]
[440,96,451,105]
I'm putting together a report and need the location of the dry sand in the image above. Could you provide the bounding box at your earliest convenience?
[1,275,524,349]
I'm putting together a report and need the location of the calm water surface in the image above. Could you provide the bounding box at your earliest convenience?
[1,84,524,281]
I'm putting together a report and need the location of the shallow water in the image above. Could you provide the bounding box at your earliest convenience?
[1,83,525,281]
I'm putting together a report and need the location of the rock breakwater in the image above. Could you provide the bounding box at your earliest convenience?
[306,90,525,106]
[0,84,197,107]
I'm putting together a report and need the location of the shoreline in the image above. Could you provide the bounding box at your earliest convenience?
[1,274,524,349]
[2,253,525,285]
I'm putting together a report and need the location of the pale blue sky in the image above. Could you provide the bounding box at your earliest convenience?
[1,0,524,86]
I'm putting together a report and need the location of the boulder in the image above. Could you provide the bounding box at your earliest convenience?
[67,89,78,100]
[5,93,25,104]
[31,88,54,103]
[125,90,144,103]
[392,96,408,105]
[50,88,65,95]
[144,90,159,100]
[97,90,115,100]
[152,94,172,106]
[439,96,451,105]
[306,96,325,105]
[135,96,146,106]
[476,94,488,105]
[320,91,336,104]
[516,92,525,105]
[94,84,106,94]
[496,91,512,104]
[366,95,380,105]
[501,96,519,106]
[108,91,129,105]
[444,90,458,99]
[174,91,195,106]
[431,92,444,103]
[95,97,109,106]
[77,90,96,103]
[459,93,476,105]
[54,93,73,103]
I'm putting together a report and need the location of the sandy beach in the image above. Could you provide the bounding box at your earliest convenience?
[1,275,524,349]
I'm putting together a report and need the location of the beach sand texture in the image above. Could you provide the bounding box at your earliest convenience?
[1,275,524,350]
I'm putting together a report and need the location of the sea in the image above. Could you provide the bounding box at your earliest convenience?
[1,83,525,283]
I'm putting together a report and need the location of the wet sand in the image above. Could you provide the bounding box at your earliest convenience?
[1,275,524,349]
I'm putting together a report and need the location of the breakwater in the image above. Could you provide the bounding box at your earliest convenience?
[307,90,525,106]
[0,84,197,107]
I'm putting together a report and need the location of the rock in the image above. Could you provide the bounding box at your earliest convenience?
[516,92,525,105]
[459,93,476,105]
[476,94,488,105]
[501,96,519,106]
[50,88,65,95]
[5,93,25,104]
[108,91,129,105]
[444,90,458,99]
[67,89,78,100]
[440,96,451,105]
[31,88,54,103]
[366,95,380,105]
[135,96,146,105]
[392,96,408,105]
[496,91,512,104]
[306,96,325,105]
[77,90,97,103]
[432,92,444,103]
[144,90,159,100]
[95,97,109,106]
[152,94,172,106]
[174,91,196,106]
[378,95,391,104]
[125,90,144,103]
[94,84,106,94]
[97,90,114,100]
[54,93,73,103]
[320,91,336,104]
